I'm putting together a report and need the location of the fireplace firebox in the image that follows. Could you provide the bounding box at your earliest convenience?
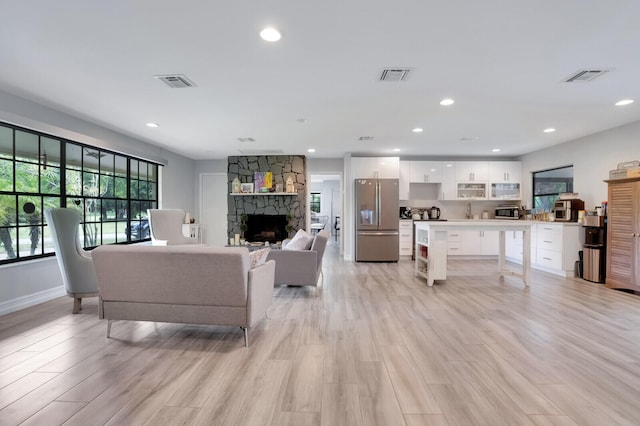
[246,215,288,243]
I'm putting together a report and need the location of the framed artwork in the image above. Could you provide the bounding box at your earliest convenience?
[240,183,254,193]
[254,172,272,192]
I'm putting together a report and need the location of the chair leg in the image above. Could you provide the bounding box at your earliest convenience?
[106,320,112,338]
[242,327,248,347]
[72,297,82,314]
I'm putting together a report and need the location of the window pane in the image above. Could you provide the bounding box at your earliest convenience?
[101,153,114,175]
[115,155,127,177]
[116,221,128,243]
[18,225,42,257]
[83,172,100,197]
[66,169,82,195]
[84,198,101,222]
[15,130,38,162]
[130,179,139,199]
[0,227,17,260]
[42,224,55,254]
[148,181,157,201]
[66,144,82,170]
[139,180,149,200]
[0,194,17,225]
[115,176,127,198]
[15,162,39,192]
[102,220,116,245]
[41,137,61,167]
[0,158,13,191]
[130,159,139,179]
[83,148,101,169]
[83,221,101,247]
[100,175,114,197]
[101,199,117,220]
[18,195,41,226]
[0,126,12,159]
[41,166,61,195]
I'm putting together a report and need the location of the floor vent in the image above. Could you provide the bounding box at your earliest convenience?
[379,68,411,82]
[563,69,612,83]
[154,74,196,88]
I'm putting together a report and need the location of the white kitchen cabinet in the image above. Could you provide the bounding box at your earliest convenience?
[399,220,413,257]
[459,230,498,255]
[351,157,399,179]
[489,161,522,200]
[489,161,521,183]
[455,161,489,182]
[447,230,462,255]
[505,223,580,276]
[399,161,411,199]
[441,162,456,200]
[410,161,442,183]
[456,182,488,200]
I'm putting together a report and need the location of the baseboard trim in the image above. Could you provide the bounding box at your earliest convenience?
[0,287,66,316]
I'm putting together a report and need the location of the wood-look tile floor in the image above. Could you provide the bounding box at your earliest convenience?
[2,244,640,425]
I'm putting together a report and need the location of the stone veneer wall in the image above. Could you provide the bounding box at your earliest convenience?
[227,155,306,240]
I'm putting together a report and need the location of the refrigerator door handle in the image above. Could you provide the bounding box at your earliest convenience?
[376,181,381,227]
[357,231,399,236]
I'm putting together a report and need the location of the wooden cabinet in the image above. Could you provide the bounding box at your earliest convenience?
[410,161,442,183]
[605,178,640,291]
[351,157,399,179]
[399,220,413,257]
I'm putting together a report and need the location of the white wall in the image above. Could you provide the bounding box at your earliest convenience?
[519,120,640,210]
[0,90,196,314]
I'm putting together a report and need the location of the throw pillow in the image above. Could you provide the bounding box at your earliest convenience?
[249,247,271,269]
[284,229,314,251]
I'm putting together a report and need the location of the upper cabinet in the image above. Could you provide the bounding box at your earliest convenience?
[489,161,522,183]
[454,161,489,182]
[410,161,443,183]
[351,157,399,179]
[399,160,411,200]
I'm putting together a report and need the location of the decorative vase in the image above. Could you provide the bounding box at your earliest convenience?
[286,176,295,193]
[232,177,241,193]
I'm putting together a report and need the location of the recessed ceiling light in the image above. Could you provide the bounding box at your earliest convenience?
[615,99,634,106]
[445,164,453,167]
[146,122,159,128]
[307,148,316,153]
[296,118,307,123]
[393,148,401,152]
[440,98,455,106]
[543,128,556,133]
[260,27,281,42]
[492,148,501,152]
[412,128,423,133]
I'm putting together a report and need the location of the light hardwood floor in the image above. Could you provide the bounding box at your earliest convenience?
[2,244,640,425]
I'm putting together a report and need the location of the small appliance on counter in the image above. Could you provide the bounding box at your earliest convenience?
[495,205,520,219]
[553,198,584,222]
[425,206,441,220]
[399,206,413,219]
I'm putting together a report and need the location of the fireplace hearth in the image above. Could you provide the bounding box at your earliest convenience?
[246,215,288,243]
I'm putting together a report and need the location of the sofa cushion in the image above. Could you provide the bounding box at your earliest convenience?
[249,247,271,268]
[284,229,314,251]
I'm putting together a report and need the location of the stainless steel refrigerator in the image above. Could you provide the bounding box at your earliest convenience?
[355,178,399,262]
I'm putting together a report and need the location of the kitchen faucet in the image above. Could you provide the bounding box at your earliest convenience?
[465,202,472,219]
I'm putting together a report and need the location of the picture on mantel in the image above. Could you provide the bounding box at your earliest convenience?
[254,172,272,193]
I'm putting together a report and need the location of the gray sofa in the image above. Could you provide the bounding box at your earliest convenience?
[91,244,275,346]
[267,229,329,286]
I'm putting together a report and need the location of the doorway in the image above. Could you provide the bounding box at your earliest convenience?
[309,174,342,250]
[199,173,228,246]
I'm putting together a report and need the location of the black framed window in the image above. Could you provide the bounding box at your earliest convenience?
[532,166,573,212]
[0,121,160,264]
[310,192,321,213]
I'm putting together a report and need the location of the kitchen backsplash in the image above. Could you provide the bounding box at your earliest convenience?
[400,200,521,220]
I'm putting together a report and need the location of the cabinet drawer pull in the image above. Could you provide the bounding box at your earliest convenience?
[543,257,552,261]
[544,240,552,243]
[543,227,553,230]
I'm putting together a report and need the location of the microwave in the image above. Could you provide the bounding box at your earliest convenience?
[495,206,520,219]
[553,199,584,222]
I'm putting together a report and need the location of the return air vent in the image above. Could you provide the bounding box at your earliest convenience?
[563,69,612,83]
[237,137,256,143]
[379,68,411,82]
[359,136,375,141]
[154,74,196,88]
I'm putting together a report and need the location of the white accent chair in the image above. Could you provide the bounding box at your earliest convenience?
[147,209,199,246]
[44,208,99,313]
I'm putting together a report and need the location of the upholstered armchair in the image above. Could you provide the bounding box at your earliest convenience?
[147,209,199,246]
[267,229,329,286]
[44,208,99,313]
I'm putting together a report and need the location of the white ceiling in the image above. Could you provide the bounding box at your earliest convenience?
[1,1,639,160]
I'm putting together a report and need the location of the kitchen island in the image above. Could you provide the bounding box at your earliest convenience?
[414,220,533,286]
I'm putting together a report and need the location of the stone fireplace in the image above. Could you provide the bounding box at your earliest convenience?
[227,155,306,242]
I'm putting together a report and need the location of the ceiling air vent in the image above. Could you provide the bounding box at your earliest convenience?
[379,68,411,82]
[237,137,256,142]
[359,136,375,141]
[563,69,612,83]
[154,74,196,88]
